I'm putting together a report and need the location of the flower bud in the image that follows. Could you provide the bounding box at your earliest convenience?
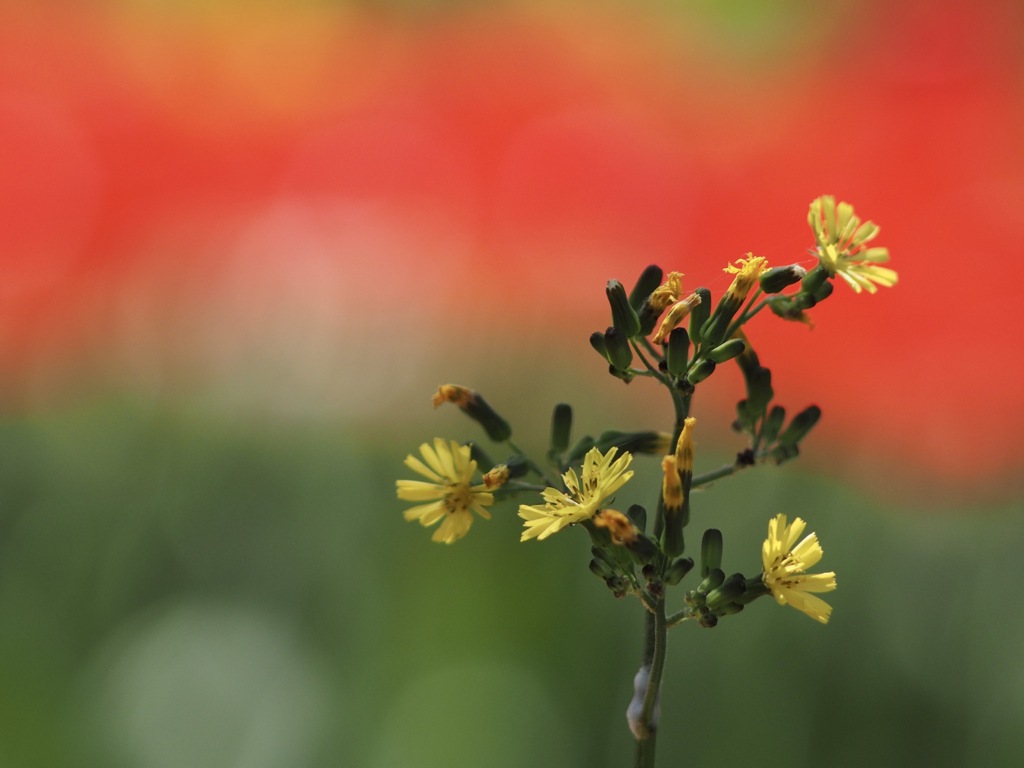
[687,287,712,343]
[777,405,822,447]
[686,358,716,385]
[482,464,510,489]
[628,264,665,310]
[707,338,746,363]
[759,264,807,294]
[762,405,786,444]
[665,327,690,377]
[549,403,573,456]
[696,567,725,595]
[705,573,746,612]
[607,279,642,337]
[700,528,723,577]
[596,430,671,455]
[664,556,694,585]
[589,331,609,361]
[589,557,616,580]
[603,327,633,371]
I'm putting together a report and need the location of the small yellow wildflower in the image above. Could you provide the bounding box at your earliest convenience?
[648,271,684,312]
[518,447,634,542]
[761,513,837,624]
[722,254,769,304]
[396,438,494,544]
[807,195,897,294]
[651,292,702,344]
[482,464,510,489]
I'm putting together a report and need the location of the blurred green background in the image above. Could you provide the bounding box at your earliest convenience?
[1,391,1021,767]
[2,0,1023,766]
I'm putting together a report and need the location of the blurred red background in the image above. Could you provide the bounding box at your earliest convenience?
[1,0,1021,498]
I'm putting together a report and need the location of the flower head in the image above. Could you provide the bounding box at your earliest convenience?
[648,271,684,312]
[397,438,494,544]
[518,447,634,542]
[723,254,769,304]
[808,196,897,294]
[761,513,837,623]
[594,509,638,546]
[651,292,702,344]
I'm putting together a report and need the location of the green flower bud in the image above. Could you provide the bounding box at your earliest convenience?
[686,358,716,385]
[777,405,822,446]
[700,528,723,577]
[589,557,615,580]
[607,279,642,337]
[664,556,694,585]
[626,533,659,564]
[666,327,690,377]
[549,403,572,455]
[759,264,807,294]
[707,338,746,363]
[589,331,609,361]
[628,264,664,310]
[762,405,786,444]
[468,443,493,468]
[603,327,633,371]
[688,287,712,343]
[500,454,530,479]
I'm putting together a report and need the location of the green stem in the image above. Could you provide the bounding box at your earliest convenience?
[633,597,667,768]
[692,463,738,488]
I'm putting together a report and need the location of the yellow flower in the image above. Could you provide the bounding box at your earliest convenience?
[518,447,634,542]
[651,292,702,344]
[648,271,684,312]
[396,438,494,544]
[761,513,837,624]
[807,196,897,294]
[722,254,769,304]
[593,509,637,546]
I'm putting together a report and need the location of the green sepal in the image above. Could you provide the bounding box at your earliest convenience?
[663,514,685,559]
[801,264,830,293]
[700,528,723,577]
[607,279,642,337]
[696,567,725,595]
[688,287,712,343]
[626,534,660,565]
[777,405,821,446]
[629,264,664,310]
[665,327,690,377]
[707,338,746,363]
[705,573,747,612]
[812,279,834,302]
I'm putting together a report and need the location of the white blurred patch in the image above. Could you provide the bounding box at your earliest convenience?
[80,600,331,768]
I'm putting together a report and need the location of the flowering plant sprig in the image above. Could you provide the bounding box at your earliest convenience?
[395,197,894,767]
